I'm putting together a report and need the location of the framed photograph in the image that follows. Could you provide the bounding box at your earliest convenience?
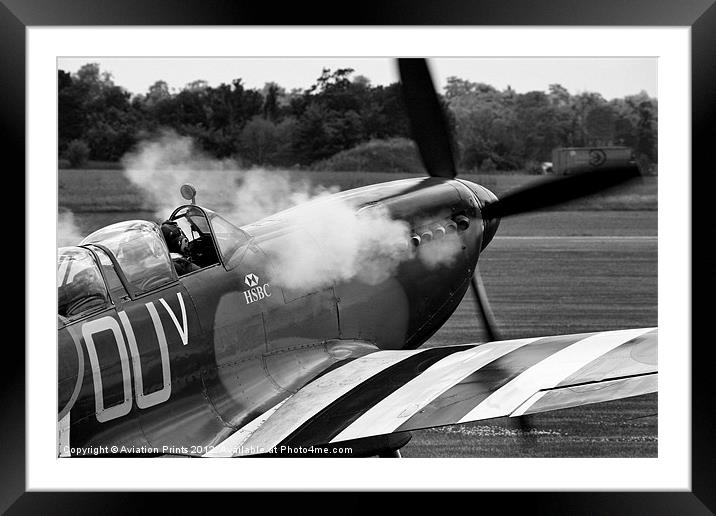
[10,0,709,511]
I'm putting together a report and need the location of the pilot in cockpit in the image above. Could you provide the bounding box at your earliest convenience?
[161,220,200,276]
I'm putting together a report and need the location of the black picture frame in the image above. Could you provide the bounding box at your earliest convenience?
[9,0,710,512]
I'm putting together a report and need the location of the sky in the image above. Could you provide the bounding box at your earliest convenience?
[57,57,657,100]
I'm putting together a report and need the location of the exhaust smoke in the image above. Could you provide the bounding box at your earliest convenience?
[58,209,85,247]
[121,130,463,292]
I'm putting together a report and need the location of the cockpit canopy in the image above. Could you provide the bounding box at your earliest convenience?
[57,246,110,321]
[81,220,175,294]
[169,205,249,269]
[58,206,251,326]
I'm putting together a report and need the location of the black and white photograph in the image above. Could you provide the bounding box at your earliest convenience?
[11,14,701,503]
[56,55,658,459]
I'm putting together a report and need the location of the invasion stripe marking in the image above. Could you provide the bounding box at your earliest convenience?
[204,396,291,457]
[395,333,585,432]
[458,328,652,423]
[279,345,473,448]
[329,338,539,443]
[510,372,658,417]
[239,349,425,452]
[554,328,657,388]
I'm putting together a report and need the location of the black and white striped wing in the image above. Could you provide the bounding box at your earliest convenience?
[207,328,657,456]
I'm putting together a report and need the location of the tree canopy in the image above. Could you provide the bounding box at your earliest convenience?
[58,64,657,171]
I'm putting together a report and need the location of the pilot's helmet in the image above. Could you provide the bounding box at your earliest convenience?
[161,220,188,254]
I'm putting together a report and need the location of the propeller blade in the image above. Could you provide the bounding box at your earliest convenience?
[471,267,535,443]
[398,58,457,179]
[481,163,642,220]
[470,265,502,342]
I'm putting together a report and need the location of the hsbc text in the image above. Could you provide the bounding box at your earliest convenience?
[244,284,272,305]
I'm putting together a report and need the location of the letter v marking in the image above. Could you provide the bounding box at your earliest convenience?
[159,293,189,346]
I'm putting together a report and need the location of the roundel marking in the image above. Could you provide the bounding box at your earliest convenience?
[588,149,607,167]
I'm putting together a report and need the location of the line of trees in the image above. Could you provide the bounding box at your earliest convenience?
[58,63,657,172]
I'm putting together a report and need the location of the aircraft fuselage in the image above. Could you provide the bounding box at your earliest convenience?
[58,177,498,456]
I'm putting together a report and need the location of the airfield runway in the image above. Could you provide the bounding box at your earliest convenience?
[406,211,657,457]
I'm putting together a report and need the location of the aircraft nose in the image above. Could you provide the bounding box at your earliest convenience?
[461,181,500,251]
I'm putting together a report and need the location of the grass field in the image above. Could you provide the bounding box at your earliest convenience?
[402,234,657,457]
[58,167,658,458]
[59,168,657,213]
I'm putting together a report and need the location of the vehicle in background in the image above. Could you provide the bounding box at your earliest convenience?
[551,146,636,175]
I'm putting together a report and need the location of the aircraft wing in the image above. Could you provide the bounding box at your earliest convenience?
[205,328,656,457]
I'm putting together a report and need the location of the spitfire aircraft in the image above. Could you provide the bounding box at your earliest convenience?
[57,59,657,458]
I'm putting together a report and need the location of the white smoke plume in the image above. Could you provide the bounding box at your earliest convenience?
[58,209,85,247]
[417,232,464,269]
[262,203,412,291]
[228,169,338,226]
[121,130,336,224]
[121,130,462,291]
